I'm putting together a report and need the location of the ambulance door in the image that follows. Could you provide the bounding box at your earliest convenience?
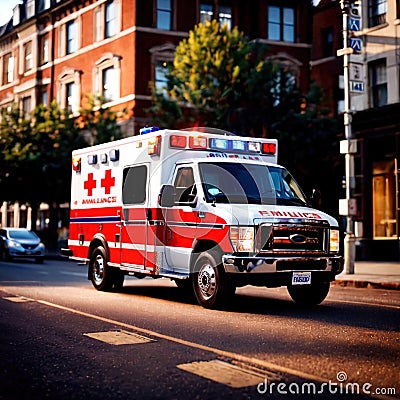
[120,164,149,269]
[164,165,199,273]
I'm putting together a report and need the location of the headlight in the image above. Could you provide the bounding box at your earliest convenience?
[230,227,255,252]
[7,240,23,249]
[330,229,340,253]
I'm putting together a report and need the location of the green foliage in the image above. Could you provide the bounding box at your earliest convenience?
[76,95,126,145]
[0,98,125,208]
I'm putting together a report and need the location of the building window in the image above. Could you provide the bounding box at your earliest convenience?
[39,35,49,65]
[94,53,121,103]
[26,0,35,18]
[200,3,213,23]
[268,6,295,43]
[373,160,397,239]
[368,0,387,27]
[105,1,116,38]
[219,6,232,29]
[102,67,117,101]
[322,27,334,57]
[40,88,48,106]
[2,53,14,85]
[22,96,32,118]
[155,61,170,91]
[24,41,33,72]
[65,82,74,112]
[200,4,232,28]
[57,68,81,114]
[66,20,78,54]
[157,0,172,30]
[369,59,387,107]
[94,0,120,42]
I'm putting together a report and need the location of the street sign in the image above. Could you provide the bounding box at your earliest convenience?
[349,1,361,18]
[349,62,363,81]
[350,81,365,93]
[350,37,362,53]
[348,17,361,31]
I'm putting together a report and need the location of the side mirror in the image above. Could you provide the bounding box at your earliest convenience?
[310,188,322,209]
[159,184,175,207]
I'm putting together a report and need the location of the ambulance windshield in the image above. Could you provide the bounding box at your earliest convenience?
[198,162,308,206]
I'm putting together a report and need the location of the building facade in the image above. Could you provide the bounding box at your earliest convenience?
[0,0,313,133]
[312,0,400,261]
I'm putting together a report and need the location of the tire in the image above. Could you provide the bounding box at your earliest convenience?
[287,281,330,306]
[192,250,235,309]
[89,246,114,291]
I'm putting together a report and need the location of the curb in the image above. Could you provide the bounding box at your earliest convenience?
[332,279,400,290]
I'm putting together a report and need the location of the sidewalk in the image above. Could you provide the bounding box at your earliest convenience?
[334,262,400,290]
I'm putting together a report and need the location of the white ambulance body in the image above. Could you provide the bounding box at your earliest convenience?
[63,127,343,308]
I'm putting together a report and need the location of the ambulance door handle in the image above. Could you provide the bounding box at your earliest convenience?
[198,211,206,219]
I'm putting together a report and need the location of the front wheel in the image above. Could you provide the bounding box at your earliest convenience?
[192,250,235,309]
[89,246,114,291]
[287,281,330,306]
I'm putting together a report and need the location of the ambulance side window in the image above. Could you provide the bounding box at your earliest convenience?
[122,165,147,204]
[173,167,197,205]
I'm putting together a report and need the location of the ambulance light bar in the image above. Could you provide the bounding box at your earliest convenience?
[169,134,276,156]
[140,126,160,135]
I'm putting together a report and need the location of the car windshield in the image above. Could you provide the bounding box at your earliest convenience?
[8,230,39,240]
[198,162,309,206]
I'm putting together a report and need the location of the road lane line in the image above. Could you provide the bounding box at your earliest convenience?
[329,299,400,310]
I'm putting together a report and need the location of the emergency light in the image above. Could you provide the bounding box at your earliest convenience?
[262,143,277,155]
[168,133,277,156]
[109,149,119,161]
[140,126,160,135]
[72,156,81,172]
[88,154,97,165]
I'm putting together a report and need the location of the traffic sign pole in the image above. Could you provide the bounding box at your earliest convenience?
[340,0,357,274]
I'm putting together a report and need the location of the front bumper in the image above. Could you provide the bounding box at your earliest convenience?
[222,254,343,287]
[8,248,44,258]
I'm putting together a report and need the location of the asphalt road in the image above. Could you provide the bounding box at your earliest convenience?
[0,258,399,400]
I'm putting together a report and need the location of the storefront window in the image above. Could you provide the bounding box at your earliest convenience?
[372,160,397,239]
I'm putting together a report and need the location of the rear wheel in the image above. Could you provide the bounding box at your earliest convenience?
[89,246,114,291]
[287,281,330,306]
[192,250,235,309]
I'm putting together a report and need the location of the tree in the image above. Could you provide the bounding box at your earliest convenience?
[0,99,126,246]
[147,19,303,135]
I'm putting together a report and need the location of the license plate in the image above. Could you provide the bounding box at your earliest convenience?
[292,272,311,285]
[26,251,32,255]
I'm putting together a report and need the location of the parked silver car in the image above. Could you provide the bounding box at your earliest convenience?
[0,228,45,263]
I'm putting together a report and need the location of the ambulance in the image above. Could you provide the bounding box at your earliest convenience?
[62,127,343,308]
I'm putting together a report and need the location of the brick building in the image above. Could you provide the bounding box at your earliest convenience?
[0,0,313,134]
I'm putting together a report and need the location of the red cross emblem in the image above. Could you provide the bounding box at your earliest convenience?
[84,173,96,196]
[101,169,115,194]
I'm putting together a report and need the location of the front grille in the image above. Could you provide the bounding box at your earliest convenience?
[276,259,327,271]
[257,223,328,254]
[22,244,37,250]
